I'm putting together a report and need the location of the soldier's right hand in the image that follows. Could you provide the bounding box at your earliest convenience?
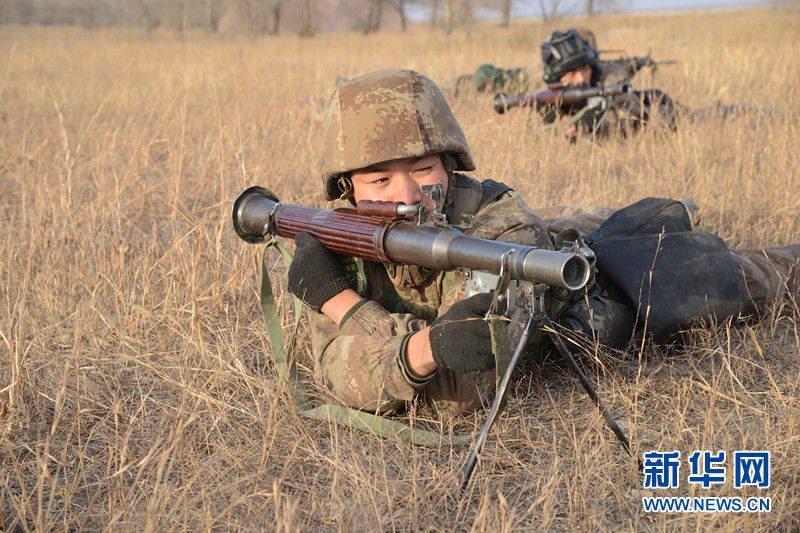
[287,232,354,311]
[429,293,496,374]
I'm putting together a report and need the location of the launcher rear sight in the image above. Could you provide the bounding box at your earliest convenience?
[420,182,474,230]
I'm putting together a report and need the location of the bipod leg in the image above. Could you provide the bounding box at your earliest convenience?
[460,314,536,491]
[589,102,612,142]
[542,315,633,458]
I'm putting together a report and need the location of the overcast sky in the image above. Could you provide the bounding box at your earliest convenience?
[409,0,772,20]
[608,0,770,13]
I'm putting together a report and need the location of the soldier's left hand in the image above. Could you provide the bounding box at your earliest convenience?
[287,232,353,310]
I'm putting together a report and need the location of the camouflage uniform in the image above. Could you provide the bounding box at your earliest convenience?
[559,88,690,136]
[303,69,800,416]
[309,174,554,414]
[442,27,654,98]
[307,198,800,414]
[540,56,691,136]
[441,66,535,99]
[539,29,752,136]
[443,57,641,99]
[536,29,668,134]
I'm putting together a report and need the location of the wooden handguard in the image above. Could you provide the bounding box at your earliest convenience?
[508,89,570,109]
[355,200,406,218]
[494,91,559,113]
[273,204,395,263]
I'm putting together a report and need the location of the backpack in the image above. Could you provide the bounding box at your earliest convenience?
[584,198,744,342]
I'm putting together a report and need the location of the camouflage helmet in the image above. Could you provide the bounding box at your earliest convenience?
[321,69,475,201]
[541,28,599,84]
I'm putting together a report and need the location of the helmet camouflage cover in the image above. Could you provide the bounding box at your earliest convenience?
[321,69,475,200]
[541,28,599,84]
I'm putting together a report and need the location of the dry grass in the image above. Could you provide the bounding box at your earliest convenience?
[1,7,799,530]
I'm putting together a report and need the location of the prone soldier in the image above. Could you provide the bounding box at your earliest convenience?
[533,28,754,138]
[442,27,666,98]
[265,69,800,415]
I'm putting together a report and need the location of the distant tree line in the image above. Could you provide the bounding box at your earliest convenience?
[0,0,622,36]
[0,0,283,34]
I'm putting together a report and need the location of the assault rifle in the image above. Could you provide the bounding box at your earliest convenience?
[493,81,631,114]
[601,50,678,78]
[232,185,633,488]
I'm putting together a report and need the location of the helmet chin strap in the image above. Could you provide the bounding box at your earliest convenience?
[336,174,354,200]
[441,152,457,175]
[441,152,458,219]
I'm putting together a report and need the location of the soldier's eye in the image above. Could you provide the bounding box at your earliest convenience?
[371,177,389,184]
[412,166,433,175]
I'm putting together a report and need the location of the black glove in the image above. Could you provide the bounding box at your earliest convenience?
[287,232,353,310]
[429,293,495,374]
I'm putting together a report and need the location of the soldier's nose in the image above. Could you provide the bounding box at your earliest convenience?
[395,176,422,204]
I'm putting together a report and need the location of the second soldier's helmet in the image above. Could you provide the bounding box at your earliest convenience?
[541,28,599,84]
[321,69,475,201]
[573,27,597,50]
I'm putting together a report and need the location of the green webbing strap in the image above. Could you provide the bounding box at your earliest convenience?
[564,102,596,131]
[259,242,473,446]
[489,318,511,412]
[260,244,309,411]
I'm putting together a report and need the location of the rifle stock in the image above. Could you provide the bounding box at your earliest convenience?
[493,82,631,114]
[232,186,592,291]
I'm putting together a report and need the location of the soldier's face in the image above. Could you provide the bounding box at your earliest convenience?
[560,64,592,86]
[350,154,449,213]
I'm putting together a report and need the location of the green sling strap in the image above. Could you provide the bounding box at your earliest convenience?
[564,103,595,131]
[488,318,510,411]
[259,242,478,446]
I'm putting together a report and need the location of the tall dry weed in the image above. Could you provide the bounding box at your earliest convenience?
[1,8,799,530]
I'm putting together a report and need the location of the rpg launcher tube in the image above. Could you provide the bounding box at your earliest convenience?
[493,92,544,114]
[493,81,631,114]
[232,186,591,291]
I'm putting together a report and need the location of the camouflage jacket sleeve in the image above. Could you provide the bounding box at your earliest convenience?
[308,299,432,413]
[467,190,555,250]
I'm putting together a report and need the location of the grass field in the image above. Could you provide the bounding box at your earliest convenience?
[1,6,799,530]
